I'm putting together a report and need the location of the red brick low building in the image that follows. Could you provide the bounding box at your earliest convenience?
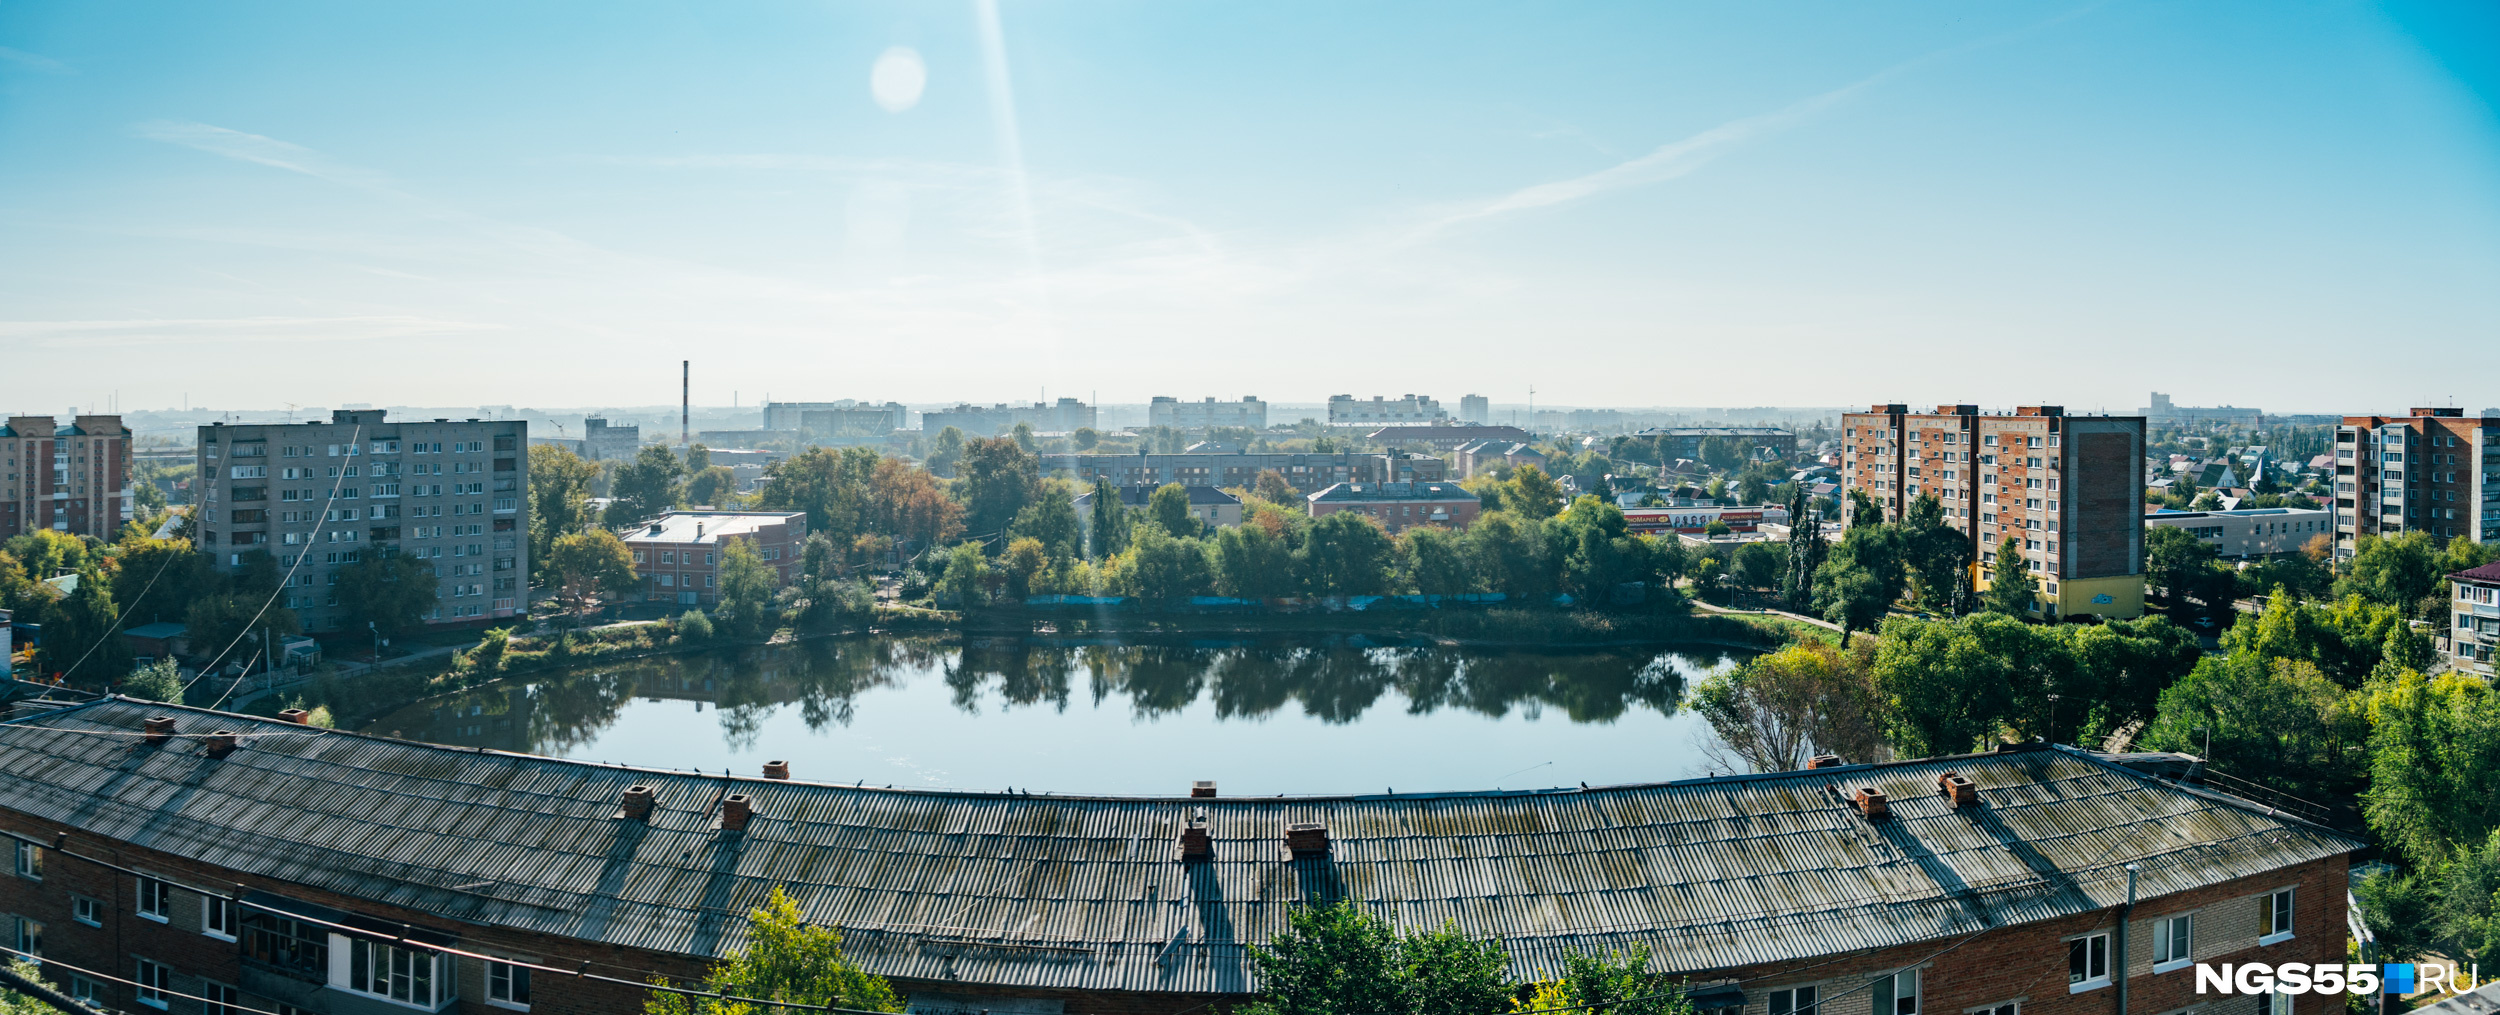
[616,510,806,606]
[0,698,2361,1015]
[1305,481,1481,532]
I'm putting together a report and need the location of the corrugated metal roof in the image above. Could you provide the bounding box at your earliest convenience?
[0,698,2358,995]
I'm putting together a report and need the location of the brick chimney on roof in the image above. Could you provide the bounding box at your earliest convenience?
[719,794,752,831]
[763,760,790,780]
[619,785,657,821]
[142,716,177,745]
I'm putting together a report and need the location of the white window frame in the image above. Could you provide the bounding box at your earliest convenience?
[2152,912,2195,972]
[10,842,36,880]
[1965,1003,2018,1015]
[2260,887,2295,946]
[203,893,237,941]
[1873,968,1921,1015]
[136,957,170,1008]
[203,981,242,1015]
[487,959,534,1010]
[2066,931,2110,992]
[70,896,100,927]
[136,875,171,922]
[338,934,455,1009]
[13,914,40,964]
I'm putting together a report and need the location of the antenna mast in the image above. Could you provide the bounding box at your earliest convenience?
[681,360,690,446]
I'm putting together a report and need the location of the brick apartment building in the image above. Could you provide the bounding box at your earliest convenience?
[1305,480,1481,532]
[0,698,2361,1015]
[1042,451,1445,491]
[616,510,806,606]
[0,415,132,541]
[2329,408,2496,559]
[1839,405,2146,620]
[194,410,530,630]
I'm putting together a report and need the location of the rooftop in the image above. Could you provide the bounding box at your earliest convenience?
[1076,486,1241,508]
[0,699,2359,995]
[1307,481,1478,503]
[618,510,805,544]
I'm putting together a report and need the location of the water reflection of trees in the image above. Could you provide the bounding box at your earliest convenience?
[368,636,1726,755]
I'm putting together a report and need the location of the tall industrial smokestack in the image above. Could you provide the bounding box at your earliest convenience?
[681,360,690,446]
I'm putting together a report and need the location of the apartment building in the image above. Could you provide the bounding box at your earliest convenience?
[194,410,529,630]
[922,399,1095,436]
[1306,481,1481,532]
[1042,451,1444,491]
[1326,393,1442,425]
[1074,486,1243,532]
[1458,394,1490,425]
[2329,408,2496,559]
[616,510,806,605]
[0,415,133,541]
[1839,404,2146,620]
[0,700,2363,1015]
[1147,396,1268,430]
[2449,561,2500,677]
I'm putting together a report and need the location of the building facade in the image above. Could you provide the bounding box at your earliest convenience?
[2143,507,2334,559]
[923,399,1097,436]
[1326,394,1442,425]
[582,417,642,461]
[1305,481,1481,532]
[2448,561,2500,677]
[1634,426,1799,462]
[194,410,529,630]
[1453,439,1548,479]
[1074,486,1243,532]
[2329,408,2496,559]
[1623,505,1790,537]
[0,701,2364,1015]
[0,415,132,541]
[2140,392,2264,427]
[1042,451,1444,491]
[1839,405,2146,620]
[616,510,807,605]
[1147,397,1268,430]
[1367,424,1532,452]
[1458,394,1490,425]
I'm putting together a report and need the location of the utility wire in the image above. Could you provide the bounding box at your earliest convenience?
[184,423,364,693]
[0,940,292,1015]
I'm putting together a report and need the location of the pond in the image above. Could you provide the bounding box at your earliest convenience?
[360,635,1750,796]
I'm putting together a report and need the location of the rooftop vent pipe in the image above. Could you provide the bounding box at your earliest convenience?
[143,716,177,745]
[763,760,791,780]
[1937,772,1979,808]
[278,708,310,724]
[1285,822,1330,856]
[1191,781,1217,798]
[203,731,238,759]
[1180,824,1213,862]
[1806,754,1845,769]
[1853,787,1890,822]
[619,784,658,821]
[720,794,752,831]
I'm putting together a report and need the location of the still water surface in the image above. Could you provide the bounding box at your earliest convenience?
[362,635,1745,796]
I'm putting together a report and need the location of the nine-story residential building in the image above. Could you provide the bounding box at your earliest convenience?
[194,409,529,630]
[0,415,133,541]
[2328,408,2496,559]
[1839,404,2146,620]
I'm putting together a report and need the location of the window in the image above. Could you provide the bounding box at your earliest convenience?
[2068,932,2110,989]
[243,910,331,977]
[1873,970,1919,1015]
[346,937,450,1006]
[1972,1005,2016,1015]
[136,958,170,1007]
[489,960,533,1008]
[12,915,39,963]
[137,876,170,921]
[204,894,236,939]
[204,982,242,1015]
[71,896,99,927]
[2261,888,2294,944]
[1769,986,1818,1015]
[11,842,35,880]
[2154,912,2194,970]
[67,975,99,1002]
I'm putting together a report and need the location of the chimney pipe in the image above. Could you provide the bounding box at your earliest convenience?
[1854,787,1890,821]
[1191,781,1217,798]
[1937,772,1980,808]
[682,360,690,447]
[620,784,658,821]
[1806,754,1844,769]
[278,708,309,724]
[203,730,238,758]
[720,794,752,831]
[1284,822,1330,856]
[142,716,177,745]
[763,760,791,780]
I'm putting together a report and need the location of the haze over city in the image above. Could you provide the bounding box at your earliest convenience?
[4,1,2496,412]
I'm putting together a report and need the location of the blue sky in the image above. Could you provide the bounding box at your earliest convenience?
[1,1,2494,413]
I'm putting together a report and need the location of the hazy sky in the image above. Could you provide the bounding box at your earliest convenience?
[2,2,2495,415]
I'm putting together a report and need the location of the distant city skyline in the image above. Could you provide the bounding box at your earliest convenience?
[3,2,2494,410]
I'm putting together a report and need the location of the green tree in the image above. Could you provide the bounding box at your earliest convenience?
[2144,525,2218,610]
[38,566,130,685]
[1148,483,1202,538]
[713,539,782,638]
[548,529,642,614]
[124,657,183,702]
[1214,524,1296,598]
[937,541,990,608]
[1553,496,1656,602]
[528,443,600,582]
[1241,901,1512,1015]
[1000,536,1051,600]
[2362,671,2500,872]
[1009,483,1083,561]
[1898,494,1969,610]
[332,549,441,640]
[1781,487,1827,613]
[1869,615,2020,758]
[1403,527,1477,596]
[956,437,1040,538]
[645,886,901,1015]
[2138,654,2362,803]
[1088,478,1133,560]
[1253,470,1300,505]
[1979,536,2037,617]
[1122,525,1215,601]
[757,447,880,549]
[686,465,739,507]
[683,443,712,472]
[1693,639,1888,772]
[1464,512,1559,601]
[1830,523,1907,607]
[604,445,686,527]
[1810,561,1886,646]
[1503,465,1565,521]
[109,536,215,628]
[1847,488,1882,529]
[676,609,715,641]
[2056,616,2202,740]
[926,425,967,478]
[1299,512,1397,596]
[182,551,301,669]
[1072,427,1100,451]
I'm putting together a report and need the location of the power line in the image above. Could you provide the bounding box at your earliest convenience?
[184,422,365,695]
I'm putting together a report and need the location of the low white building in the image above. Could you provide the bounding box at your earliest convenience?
[2141,506,2333,558]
